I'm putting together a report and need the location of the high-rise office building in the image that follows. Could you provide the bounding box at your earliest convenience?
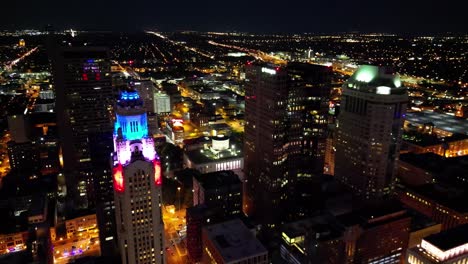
[51,46,115,208]
[134,80,155,113]
[193,170,242,217]
[153,91,171,115]
[335,65,407,199]
[90,132,119,257]
[112,90,165,264]
[244,62,332,225]
[6,115,38,173]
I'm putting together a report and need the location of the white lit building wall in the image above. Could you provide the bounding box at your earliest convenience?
[114,160,165,264]
[184,155,244,178]
[406,241,468,264]
[153,92,171,114]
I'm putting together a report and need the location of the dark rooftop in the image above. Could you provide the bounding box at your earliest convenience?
[424,223,468,251]
[338,201,408,229]
[403,183,468,213]
[194,170,241,190]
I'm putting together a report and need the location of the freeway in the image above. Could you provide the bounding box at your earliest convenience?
[207,40,287,65]
[3,46,39,71]
[146,31,215,61]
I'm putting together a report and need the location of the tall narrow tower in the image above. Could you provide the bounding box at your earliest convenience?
[52,46,115,208]
[112,90,165,264]
[335,65,408,200]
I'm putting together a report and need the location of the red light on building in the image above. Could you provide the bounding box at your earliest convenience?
[95,72,101,81]
[172,119,184,127]
[113,163,124,192]
[153,160,162,186]
[82,73,88,81]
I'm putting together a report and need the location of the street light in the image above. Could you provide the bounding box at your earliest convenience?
[177,187,181,211]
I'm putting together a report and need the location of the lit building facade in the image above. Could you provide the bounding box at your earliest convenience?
[397,187,468,231]
[335,65,407,199]
[153,91,171,115]
[407,224,468,264]
[184,135,243,177]
[112,90,165,264]
[0,231,28,256]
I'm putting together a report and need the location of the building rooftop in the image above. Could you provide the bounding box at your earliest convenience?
[194,170,241,190]
[406,208,439,232]
[403,131,468,147]
[337,201,408,229]
[282,214,341,241]
[203,219,267,262]
[399,152,468,181]
[185,146,242,164]
[404,184,468,213]
[406,110,468,135]
[424,223,468,251]
[345,65,406,95]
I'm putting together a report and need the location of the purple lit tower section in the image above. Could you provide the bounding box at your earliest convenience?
[112,90,165,264]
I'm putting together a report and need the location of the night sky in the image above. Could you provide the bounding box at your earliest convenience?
[2,0,467,33]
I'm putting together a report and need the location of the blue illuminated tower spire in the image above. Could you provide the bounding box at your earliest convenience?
[114,90,149,141]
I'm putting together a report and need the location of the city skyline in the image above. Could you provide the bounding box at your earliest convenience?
[0,13,467,264]
[1,0,468,33]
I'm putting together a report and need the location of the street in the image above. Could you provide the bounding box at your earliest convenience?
[163,206,188,264]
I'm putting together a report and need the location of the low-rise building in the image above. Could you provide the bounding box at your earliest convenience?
[407,223,468,264]
[202,219,268,264]
[397,185,468,230]
[184,135,243,177]
[193,170,242,217]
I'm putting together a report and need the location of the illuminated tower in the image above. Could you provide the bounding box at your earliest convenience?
[112,90,165,264]
[335,65,408,200]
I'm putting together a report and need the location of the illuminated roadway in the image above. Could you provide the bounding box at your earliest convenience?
[163,206,188,264]
[4,46,39,71]
[207,40,287,65]
[146,31,215,61]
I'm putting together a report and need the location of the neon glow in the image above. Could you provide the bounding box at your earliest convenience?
[116,140,131,164]
[261,67,276,75]
[153,160,162,186]
[394,78,402,88]
[115,113,149,140]
[354,65,378,83]
[142,138,156,160]
[113,163,124,192]
[376,86,391,95]
[172,119,184,127]
[120,91,140,100]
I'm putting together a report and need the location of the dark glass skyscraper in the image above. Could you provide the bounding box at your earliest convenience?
[244,62,332,225]
[52,46,115,209]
